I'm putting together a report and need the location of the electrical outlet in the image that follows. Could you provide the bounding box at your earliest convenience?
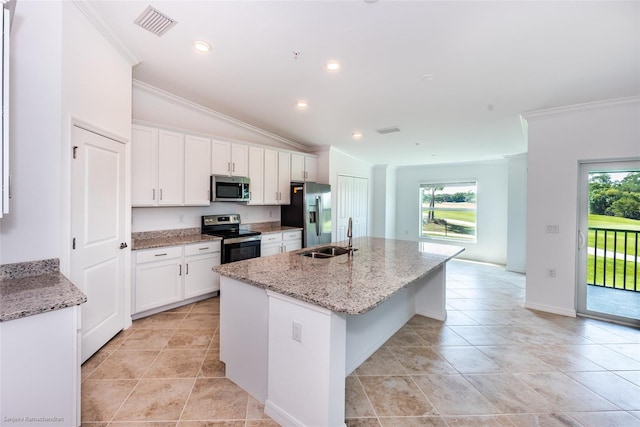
[546,268,556,278]
[292,320,302,343]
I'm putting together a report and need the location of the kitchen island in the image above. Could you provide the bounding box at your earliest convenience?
[215,237,463,427]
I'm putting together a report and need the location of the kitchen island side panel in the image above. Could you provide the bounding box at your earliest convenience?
[265,291,347,427]
[219,277,269,403]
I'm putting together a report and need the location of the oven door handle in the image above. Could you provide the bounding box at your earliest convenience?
[223,236,262,245]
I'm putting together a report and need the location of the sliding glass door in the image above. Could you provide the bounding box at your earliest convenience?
[577,161,640,325]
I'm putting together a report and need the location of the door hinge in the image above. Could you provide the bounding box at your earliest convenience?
[72,146,78,159]
[72,237,76,250]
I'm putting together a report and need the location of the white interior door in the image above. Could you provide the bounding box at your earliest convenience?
[71,126,126,362]
[336,175,368,242]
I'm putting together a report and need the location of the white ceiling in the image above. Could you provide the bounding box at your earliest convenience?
[92,1,640,166]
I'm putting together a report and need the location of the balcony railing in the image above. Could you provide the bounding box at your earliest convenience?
[588,227,639,292]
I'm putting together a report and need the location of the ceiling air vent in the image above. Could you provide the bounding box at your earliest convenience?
[376,126,401,135]
[134,6,177,37]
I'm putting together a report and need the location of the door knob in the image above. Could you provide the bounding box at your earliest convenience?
[119,242,128,249]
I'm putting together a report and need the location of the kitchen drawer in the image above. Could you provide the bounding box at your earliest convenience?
[136,245,183,263]
[184,241,221,256]
[283,230,302,241]
[261,233,282,244]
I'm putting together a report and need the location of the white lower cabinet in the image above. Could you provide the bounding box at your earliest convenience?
[0,306,81,426]
[282,230,303,252]
[184,242,221,299]
[261,233,283,257]
[260,230,302,257]
[133,242,221,316]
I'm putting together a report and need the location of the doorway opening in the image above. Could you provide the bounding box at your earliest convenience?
[577,161,640,325]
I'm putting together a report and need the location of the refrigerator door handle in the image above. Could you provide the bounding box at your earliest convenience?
[316,196,322,236]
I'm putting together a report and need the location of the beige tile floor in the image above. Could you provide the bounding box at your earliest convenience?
[81,260,640,426]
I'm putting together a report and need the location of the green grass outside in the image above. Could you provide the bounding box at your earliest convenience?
[421,209,476,240]
[588,254,640,291]
[587,214,640,289]
[588,214,639,255]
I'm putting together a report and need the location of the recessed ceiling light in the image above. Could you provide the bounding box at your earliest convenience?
[352,132,363,140]
[296,100,308,109]
[325,60,341,72]
[193,40,211,53]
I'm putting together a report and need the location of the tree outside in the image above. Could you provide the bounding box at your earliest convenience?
[588,171,640,291]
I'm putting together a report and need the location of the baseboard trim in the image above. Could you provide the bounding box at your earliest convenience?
[524,301,576,317]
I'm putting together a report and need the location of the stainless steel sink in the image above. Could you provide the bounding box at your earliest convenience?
[299,245,352,258]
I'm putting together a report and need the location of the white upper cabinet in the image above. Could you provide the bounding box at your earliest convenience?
[132,125,185,206]
[291,153,318,182]
[278,151,291,204]
[184,135,211,206]
[248,146,264,205]
[264,149,291,205]
[132,125,158,206]
[211,140,249,177]
[157,129,185,205]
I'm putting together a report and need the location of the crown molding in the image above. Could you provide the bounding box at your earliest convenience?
[72,0,141,66]
[521,96,640,120]
[133,79,309,151]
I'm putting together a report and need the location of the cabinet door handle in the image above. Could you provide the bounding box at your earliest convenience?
[179,264,182,276]
[152,189,156,200]
[227,162,231,172]
[199,247,210,251]
[232,162,236,173]
[186,263,189,275]
[160,189,163,200]
[155,253,168,257]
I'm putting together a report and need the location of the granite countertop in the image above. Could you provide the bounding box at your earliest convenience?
[132,225,302,250]
[215,237,464,315]
[133,233,221,250]
[247,224,303,235]
[0,259,87,322]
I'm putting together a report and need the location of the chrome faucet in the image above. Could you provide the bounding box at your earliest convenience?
[347,217,353,255]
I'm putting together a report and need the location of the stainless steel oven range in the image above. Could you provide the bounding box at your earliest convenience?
[201,214,261,263]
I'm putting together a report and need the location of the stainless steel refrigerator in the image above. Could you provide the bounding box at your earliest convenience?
[281,182,332,248]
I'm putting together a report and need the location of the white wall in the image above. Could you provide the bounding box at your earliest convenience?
[371,165,397,239]
[0,1,62,264]
[60,2,132,274]
[133,82,304,151]
[506,153,527,273]
[394,160,509,265]
[132,204,280,232]
[523,97,640,316]
[0,2,132,267]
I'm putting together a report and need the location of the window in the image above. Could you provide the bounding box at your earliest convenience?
[420,181,477,241]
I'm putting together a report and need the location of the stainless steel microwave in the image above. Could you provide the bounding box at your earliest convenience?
[211,175,250,202]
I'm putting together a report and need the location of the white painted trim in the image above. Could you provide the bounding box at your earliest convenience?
[265,289,333,316]
[521,96,640,120]
[72,118,129,145]
[329,145,373,165]
[524,301,577,318]
[133,80,309,151]
[72,1,141,66]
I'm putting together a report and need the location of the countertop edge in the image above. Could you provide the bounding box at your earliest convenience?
[0,272,87,322]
